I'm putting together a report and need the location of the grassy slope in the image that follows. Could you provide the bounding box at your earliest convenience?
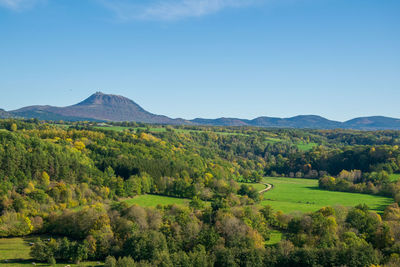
[0,237,100,267]
[260,177,393,213]
[122,178,393,214]
[265,230,283,246]
[238,182,267,192]
[122,194,188,207]
[93,126,167,132]
[389,173,400,182]
[297,142,318,151]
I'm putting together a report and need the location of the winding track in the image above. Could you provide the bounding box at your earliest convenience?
[259,183,273,194]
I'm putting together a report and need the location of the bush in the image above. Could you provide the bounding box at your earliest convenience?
[116,256,135,267]
[48,256,56,266]
[104,256,117,267]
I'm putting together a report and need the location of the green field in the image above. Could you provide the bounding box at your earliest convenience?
[238,182,267,192]
[264,137,284,144]
[265,230,282,246]
[260,177,393,213]
[296,142,318,151]
[0,237,100,267]
[93,126,133,131]
[264,138,317,152]
[93,126,167,132]
[389,173,400,181]
[122,194,188,207]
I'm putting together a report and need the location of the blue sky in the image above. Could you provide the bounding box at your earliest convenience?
[0,0,399,121]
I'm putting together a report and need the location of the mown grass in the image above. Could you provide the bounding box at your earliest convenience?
[389,173,400,182]
[122,194,188,207]
[296,142,317,151]
[238,182,267,192]
[264,137,283,144]
[0,237,101,267]
[53,124,70,129]
[264,138,317,152]
[260,177,392,213]
[93,126,133,132]
[93,126,167,132]
[265,230,282,246]
[0,238,31,264]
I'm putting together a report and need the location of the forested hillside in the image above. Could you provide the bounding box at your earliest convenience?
[1,119,400,266]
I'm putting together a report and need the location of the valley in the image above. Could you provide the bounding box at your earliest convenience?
[1,118,400,266]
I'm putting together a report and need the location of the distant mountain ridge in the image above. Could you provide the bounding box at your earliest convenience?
[343,116,400,130]
[0,109,14,119]
[10,92,188,124]
[4,92,400,130]
[192,115,400,130]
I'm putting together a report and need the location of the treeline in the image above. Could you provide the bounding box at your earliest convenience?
[265,145,400,179]
[319,169,400,201]
[28,201,400,266]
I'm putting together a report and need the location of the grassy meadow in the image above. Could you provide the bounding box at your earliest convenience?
[93,126,167,132]
[0,237,100,267]
[120,179,393,214]
[296,142,318,151]
[238,182,267,192]
[265,230,283,246]
[389,173,400,181]
[121,194,188,207]
[260,177,393,213]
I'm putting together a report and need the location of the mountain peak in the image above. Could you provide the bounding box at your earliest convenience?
[8,92,184,124]
[76,92,137,107]
[7,92,400,130]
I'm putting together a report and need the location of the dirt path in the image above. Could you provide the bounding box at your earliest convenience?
[259,183,273,194]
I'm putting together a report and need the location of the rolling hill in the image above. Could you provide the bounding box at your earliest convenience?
[192,115,400,130]
[0,109,14,119]
[3,92,400,130]
[343,116,400,130]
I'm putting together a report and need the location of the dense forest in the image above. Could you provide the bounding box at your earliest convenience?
[1,119,400,266]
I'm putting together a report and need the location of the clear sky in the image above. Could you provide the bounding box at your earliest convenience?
[0,0,399,121]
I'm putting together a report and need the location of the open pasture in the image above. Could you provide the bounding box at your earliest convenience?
[260,177,393,213]
[238,182,267,192]
[296,142,318,151]
[122,194,188,207]
[0,237,100,267]
[93,126,167,132]
[265,230,283,246]
[389,173,400,181]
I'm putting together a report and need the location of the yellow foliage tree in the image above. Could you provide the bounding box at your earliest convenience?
[40,171,50,188]
[0,212,33,237]
[23,182,35,195]
[74,141,86,151]
[10,123,17,132]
